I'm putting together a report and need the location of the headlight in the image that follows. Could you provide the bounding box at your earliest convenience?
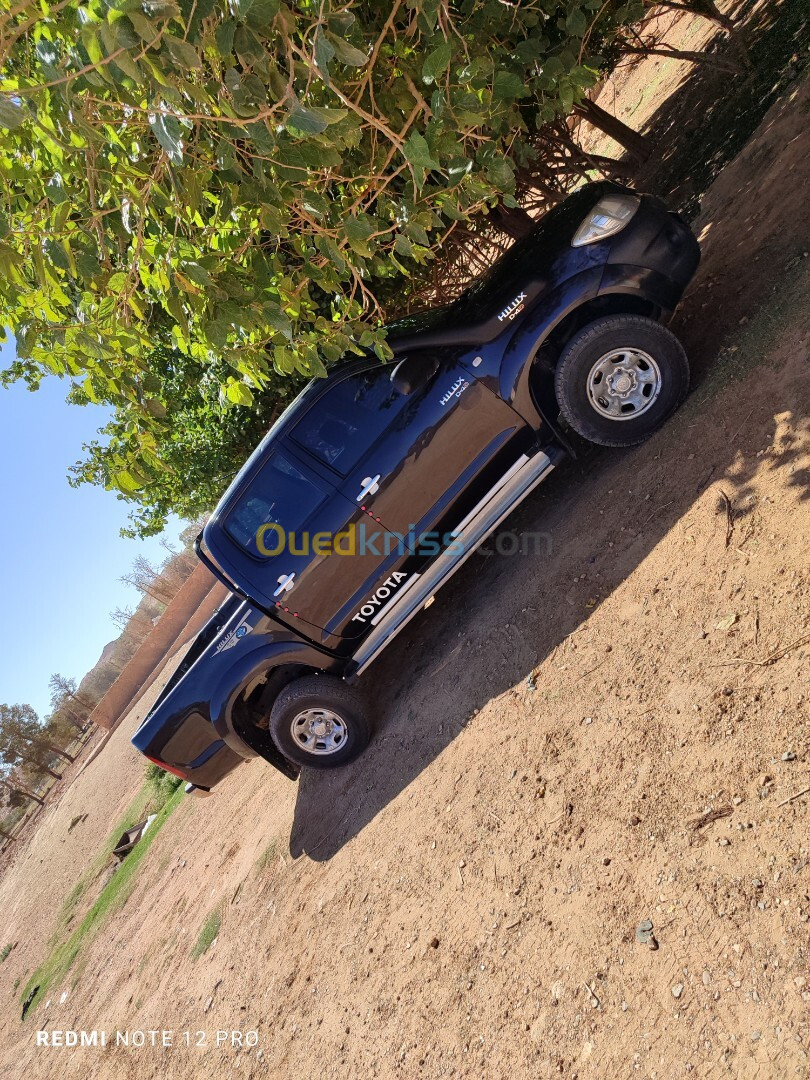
[571,193,640,247]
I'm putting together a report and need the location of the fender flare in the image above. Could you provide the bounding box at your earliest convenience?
[208,636,342,754]
[500,264,685,428]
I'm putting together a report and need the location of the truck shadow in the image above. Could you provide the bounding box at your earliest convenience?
[289,300,808,860]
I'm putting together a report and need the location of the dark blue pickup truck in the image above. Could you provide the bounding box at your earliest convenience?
[132,183,700,791]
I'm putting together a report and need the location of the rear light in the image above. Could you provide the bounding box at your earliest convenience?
[145,755,189,780]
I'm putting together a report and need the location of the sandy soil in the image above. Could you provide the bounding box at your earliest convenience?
[1,41,809,1080]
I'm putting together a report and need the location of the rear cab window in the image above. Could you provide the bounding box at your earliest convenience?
[224,452,326,560]
[290,366,405,476]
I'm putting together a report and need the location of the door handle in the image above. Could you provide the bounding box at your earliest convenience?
[357,475,381,502]
[274,572,296,597]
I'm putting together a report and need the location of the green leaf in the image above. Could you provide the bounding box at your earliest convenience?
[344,215,377,256]
[314,30,335,76]
[422,42,451,85]
[244,0,280,28]
[224,379,254,406]
[285,103,329,137]
[493,70,526,102]
[114,469,145,493]
[566,9,588,38]
[402,131,440,171]
[145,398,168,418]
[215,19,237,56]
[149,112,183,164]
[163,34,202,70]
[485,157,515,191]
[325,32,368,67]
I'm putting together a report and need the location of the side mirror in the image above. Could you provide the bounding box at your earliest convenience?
[390,354,440,395]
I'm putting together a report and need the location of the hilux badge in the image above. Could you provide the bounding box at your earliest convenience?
[440,378,469,406]
[497,291,527,322]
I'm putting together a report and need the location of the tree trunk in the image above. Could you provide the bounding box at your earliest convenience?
[0,829,15,841]
[0,779,44,806]
[41,743,75,764]
[488,202,536,241]
[68,690,93,710]
[19,752,61,780]
[573,100,651,164]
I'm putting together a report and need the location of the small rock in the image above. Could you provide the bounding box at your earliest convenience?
[718,838,731,847]
[635,919,654,945]
[458,859,466,868]
[602,857,611,866]
[204,997,213,1013]
[672,983,684,1000]
[793,976,806,989]
[702,971,711,986]
[629,815,641,826]
[751,1031,761,1042]
[429,937,440,949]
[732,796,743,806]
[781,751,796,762]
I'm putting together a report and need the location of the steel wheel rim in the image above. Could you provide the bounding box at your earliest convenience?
[290,707,348,756]
[586,347,662,421]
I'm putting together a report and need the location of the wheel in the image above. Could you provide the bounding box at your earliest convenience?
[269,675,373,769]
[554,314,690,447]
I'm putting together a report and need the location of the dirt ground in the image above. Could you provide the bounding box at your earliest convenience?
[1,22,809,1080]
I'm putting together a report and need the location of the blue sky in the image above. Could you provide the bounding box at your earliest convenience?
[0,338,182,719]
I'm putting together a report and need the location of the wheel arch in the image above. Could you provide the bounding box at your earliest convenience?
[210,639,344,780]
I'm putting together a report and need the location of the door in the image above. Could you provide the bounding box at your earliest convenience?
[332,358,531,543]
[217,446,414,645]
[287,358,533,636]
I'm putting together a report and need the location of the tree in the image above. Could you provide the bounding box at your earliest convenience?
[0,0,649,534]
[66,344,288,535]
[0,703,73,779]
[110,605,134,632]
[0,775,44,808]
[121,554,174,604]
[49,672,91,711]
[48,672,91,731]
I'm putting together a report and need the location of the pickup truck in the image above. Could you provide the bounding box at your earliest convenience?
[132,182,700,790]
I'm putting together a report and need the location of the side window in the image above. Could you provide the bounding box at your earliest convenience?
[225,453,326,559]
[291,366,404,475]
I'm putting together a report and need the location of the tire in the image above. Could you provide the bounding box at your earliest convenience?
[554,314,690,447]
[269,675,373,770]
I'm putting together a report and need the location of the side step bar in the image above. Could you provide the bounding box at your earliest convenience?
[348,445,564,677]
